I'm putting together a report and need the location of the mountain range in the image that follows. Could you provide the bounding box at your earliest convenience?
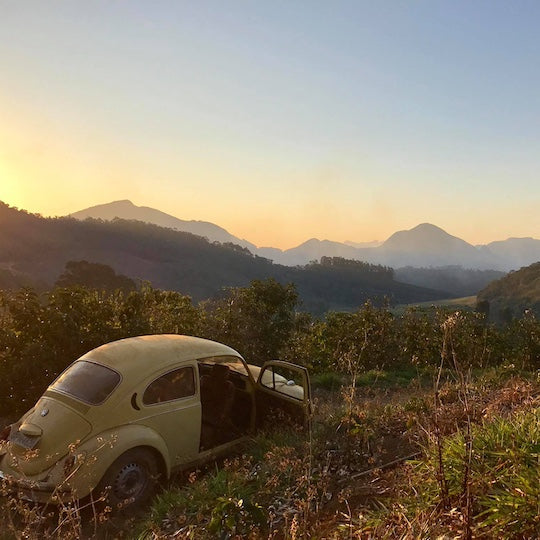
[0,201,450,314]
[71,200,540,271]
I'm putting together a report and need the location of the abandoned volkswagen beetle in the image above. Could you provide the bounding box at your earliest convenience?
[0,335,310,508]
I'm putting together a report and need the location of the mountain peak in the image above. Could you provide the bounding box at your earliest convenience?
[383,223,475,254]
[110,199,135,206]
[70,200,257,251]
[410,223,447,234]
[301,238,322,246]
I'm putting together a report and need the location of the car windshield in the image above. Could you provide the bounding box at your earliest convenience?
[50,360,121,405]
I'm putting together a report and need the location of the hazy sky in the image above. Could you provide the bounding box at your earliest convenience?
[1,1,539,249]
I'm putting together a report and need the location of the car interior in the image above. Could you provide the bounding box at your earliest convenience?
[198,359,254,450]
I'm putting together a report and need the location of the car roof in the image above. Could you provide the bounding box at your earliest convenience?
[77,335,243,378]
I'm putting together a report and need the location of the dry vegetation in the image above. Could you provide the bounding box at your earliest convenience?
[1,279,539,539]
[2,364,538,539]
[137,369,539,540]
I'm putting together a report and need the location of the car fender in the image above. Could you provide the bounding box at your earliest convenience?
[62,423,171,500]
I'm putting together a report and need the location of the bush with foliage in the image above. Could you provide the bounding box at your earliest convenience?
[1,277,540,419]
[201,278,298,364]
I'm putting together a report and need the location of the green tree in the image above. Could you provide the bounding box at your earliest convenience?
[55,260,136,293]
[0,287,126,414]
[503,310,540,370]
[202,279,298,363]
[323,301,398,372]
[119,285,200,336]
[281,312,329,372]
[398,307,443,367]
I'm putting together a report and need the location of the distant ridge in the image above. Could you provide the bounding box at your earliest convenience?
[384,223,466,251]
[71,200,257,252]
[482,238,540,270]
[270,238,368,266]
[267,224,539,270]
[0,201,450,314]
[376,223,495,268]
[69,200,540,271]
[374,224,539,270]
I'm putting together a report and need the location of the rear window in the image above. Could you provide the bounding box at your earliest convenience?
[50,360,121,405]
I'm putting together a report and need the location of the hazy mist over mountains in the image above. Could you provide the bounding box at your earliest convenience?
[71,201,540,272]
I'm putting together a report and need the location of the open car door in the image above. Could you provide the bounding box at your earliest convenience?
[255,361,311,428]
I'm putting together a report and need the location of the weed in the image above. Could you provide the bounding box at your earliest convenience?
[208,496,266,538]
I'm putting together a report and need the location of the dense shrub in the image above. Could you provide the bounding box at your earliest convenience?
[201,278,298,364]
[0,285,199,416]
[0,280,539,418]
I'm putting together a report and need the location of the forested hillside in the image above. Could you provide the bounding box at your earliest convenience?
[70,199,258,251]
[0,202,449,313]
[477,261,540,321]
[395,265,505,297]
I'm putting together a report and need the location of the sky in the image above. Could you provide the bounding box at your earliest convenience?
[1,1,539,249]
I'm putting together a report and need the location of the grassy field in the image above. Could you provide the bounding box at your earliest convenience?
[392,295,477,315]
[136,365,539,539]
[2,364,538,539]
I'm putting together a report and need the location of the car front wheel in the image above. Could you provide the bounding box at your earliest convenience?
[94,448,159,510]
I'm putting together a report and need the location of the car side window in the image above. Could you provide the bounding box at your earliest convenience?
[143,366,195,405]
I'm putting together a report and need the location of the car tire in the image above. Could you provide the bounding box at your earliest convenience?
[94,448,159,511]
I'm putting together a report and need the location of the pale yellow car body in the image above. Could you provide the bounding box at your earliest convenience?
[0,335,310,504]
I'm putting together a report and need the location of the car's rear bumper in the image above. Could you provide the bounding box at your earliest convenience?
[0,468,69,503]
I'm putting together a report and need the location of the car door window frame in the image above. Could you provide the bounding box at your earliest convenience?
[257,361,311,406]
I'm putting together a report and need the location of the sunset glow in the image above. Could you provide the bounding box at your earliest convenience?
[1,1,539,249]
